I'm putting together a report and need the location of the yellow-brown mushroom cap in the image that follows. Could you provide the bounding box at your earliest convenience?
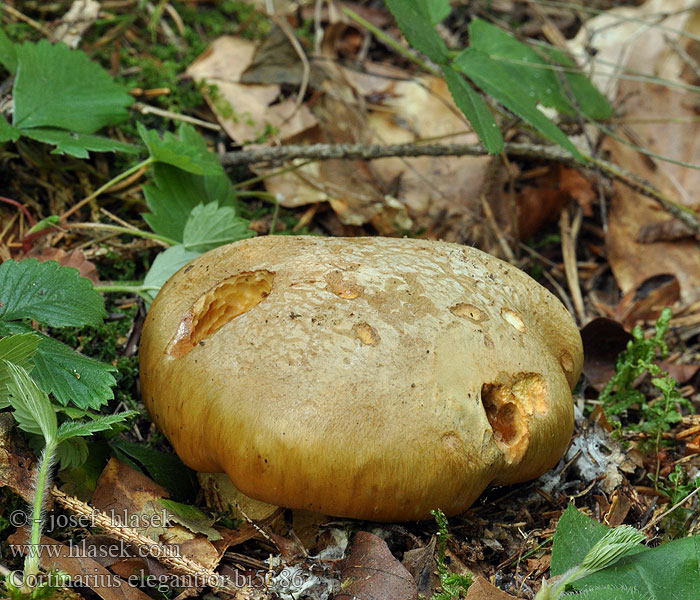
[139,236,583,521]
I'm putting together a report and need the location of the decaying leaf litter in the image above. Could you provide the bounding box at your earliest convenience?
[0,0,699,599]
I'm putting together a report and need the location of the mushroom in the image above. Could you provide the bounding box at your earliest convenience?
[139,236,582,521]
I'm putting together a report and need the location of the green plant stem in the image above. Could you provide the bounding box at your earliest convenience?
[93,284,160,302]
[60,157,154,221]
[66,222,175,245]
[22,439,57,592]
[342,6,441,76]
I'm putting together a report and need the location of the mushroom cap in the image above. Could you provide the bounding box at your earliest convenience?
[139,236,582,521]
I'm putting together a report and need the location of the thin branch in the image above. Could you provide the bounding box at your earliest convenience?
[220,141,700,238]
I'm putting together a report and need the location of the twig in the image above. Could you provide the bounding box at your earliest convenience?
[131,101,222,131]
[50,487,263,599]
[220,141,700,239]
[0,4,52,37]
[642,484,700,532]
[560,207,587,324]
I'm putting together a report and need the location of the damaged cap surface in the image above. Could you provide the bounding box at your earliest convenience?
[139,236,583,521]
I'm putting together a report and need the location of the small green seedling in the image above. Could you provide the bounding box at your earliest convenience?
[598,307,693,451]
[0,354,134,594]
[535,523,643,599]
[430,508,472,600]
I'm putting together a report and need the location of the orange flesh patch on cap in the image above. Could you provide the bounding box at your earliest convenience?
[167,270,274,357]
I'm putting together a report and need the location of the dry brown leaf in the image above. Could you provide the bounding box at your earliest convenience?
[32,247,100,284]
[335,531,418,600]
[0,413,39,505]
[614,273,680,329]
[465,576,517,599]
[570,0,700,304]
[185,35,317,144]
[402,537,441,599]
[580,317,632,390]
[186,31,490,236]
[91,458,223,572]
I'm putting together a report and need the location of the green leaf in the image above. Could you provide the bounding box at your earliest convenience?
[182,203,254,253]
[138,122,223,175]
[143,245,201,304]
[0,322,117,410]
[576,526,644,577]
[441,65,502,153]
[0,259,106,328]
[467,19,612,120]
[384,0,449,63]
[21,128,141,159]
[573,536,700,599]
[56,412,136,442]
[1,360,57,442]
[0,114,20,143]
[12,40,132,133]
[0,333,40,405]
[142,163,239,241]
[55,437,89,472]
[561,586,649,600]
[453,48,582,159]
[551,505,610,576]
[550,506,700,600]
[538,45,612,120]
[109,438,198,502]
[158,499,221,541]
[0,27,17,74]
[423,0,451,24]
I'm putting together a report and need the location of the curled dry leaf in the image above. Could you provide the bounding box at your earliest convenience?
[614,273,680,329]
[335,531,418,600]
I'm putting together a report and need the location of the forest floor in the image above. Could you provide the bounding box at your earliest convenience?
[0,1,699,599]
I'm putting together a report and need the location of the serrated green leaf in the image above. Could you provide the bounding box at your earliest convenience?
[0,114,20,143]
[384,0,449,63]
[109,438,198,502]
[143,245,201,304]
[1,360,57,441]
[467,18,612,120]
[143,166,239,242]
[0,28,17,74]
[21,128,141,159]
[0,322,117,410]
[0,333,40,406]
[138,122,223,175]
[142,164,239,241]
[56,411,136,442]
[183,203,254,253]
[158,499,221,541]
[55,436,89,472]
[453,48,582,159]
[0,259,106,327]
[13,40,132,132]
[441,65,502,153]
